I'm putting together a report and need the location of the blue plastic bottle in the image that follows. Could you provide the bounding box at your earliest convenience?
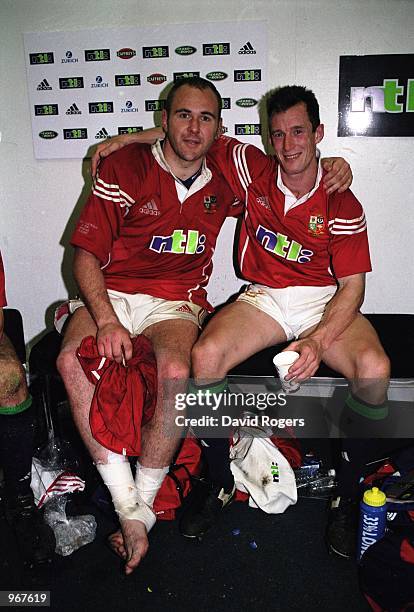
[357,486,387,561]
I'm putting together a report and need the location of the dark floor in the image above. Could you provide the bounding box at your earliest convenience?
[0,486,369,612]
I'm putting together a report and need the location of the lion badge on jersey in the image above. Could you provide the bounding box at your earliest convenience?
[204,195,217,213]
[308,214,325,236]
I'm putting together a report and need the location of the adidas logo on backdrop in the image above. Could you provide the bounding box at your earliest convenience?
[95,127,109,139]
[37,79,52,90]
[66,103,81,115]
[238,41,256,54]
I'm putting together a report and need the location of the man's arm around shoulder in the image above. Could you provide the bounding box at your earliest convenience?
[73,248,132,363]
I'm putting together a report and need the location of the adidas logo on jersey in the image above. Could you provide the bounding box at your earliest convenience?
[95,127,109,139]
[175,304,193,314]
[139,199,160,216]
[238,41,256,54]
[256,195,271,210]
[37,79,52,90]
[66,103,81,115]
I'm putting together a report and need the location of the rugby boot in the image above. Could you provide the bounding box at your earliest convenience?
[180,480,236,538]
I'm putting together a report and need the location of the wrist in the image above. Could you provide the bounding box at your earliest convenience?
[95,314,119,329]
[307,331,329,353]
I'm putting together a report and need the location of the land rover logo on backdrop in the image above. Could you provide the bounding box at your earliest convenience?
[338,54,414,136]
[236,98,257,108]
[39,130,58,139]
[175,46,197,55]
[206,71,227,81]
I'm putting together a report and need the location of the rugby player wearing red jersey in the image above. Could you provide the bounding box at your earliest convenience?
[57,78,243,575]
[192,85,388,400]
[187,87,390,551]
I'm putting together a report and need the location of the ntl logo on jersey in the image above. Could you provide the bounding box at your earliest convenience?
[256,225,313,264]
[150,230,206,254]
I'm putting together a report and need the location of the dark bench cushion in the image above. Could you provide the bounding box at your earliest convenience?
[229,314,414,379]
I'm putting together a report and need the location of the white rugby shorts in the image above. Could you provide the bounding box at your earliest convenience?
[54,290,206,335]
[237,283,337,340]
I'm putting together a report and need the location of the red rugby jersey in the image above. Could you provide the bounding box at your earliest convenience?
[0,252,6,307]
[210,137,371,287]
[71,142,242,310]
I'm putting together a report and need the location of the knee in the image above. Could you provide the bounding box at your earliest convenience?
[355,348,391,381]
[56,344,79,383]
[191,336,226,380]
[0,359,26,404]
[158,356,190,382]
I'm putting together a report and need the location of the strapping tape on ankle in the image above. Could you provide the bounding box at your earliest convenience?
[115,498,156,532]
[96,462,156,531]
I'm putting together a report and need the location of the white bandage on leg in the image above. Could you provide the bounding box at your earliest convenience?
[135,462,169,507]
[96,458,156,532]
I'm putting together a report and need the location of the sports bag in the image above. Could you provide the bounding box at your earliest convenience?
[359,531,414,611]
[153,436,203,520]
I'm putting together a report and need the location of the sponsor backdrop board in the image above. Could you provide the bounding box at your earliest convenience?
[338,54,414,137]
[24,22,267,159]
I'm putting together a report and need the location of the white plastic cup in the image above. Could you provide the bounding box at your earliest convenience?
[273,350,300,393]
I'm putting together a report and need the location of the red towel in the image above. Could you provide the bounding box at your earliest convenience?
[77,335,157,456]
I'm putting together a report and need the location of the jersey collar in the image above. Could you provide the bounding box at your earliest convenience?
[152,139,212,202]
[277,149,322,215]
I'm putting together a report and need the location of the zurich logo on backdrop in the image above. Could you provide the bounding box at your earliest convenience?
[62,50,79,63]
[91,75,109,88]
[121,100,138,112]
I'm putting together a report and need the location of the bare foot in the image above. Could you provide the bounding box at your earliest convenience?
[108,530,126,559]
[108,519,148,575]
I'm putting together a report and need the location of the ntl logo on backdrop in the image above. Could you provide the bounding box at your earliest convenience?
[338,54,414,136]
